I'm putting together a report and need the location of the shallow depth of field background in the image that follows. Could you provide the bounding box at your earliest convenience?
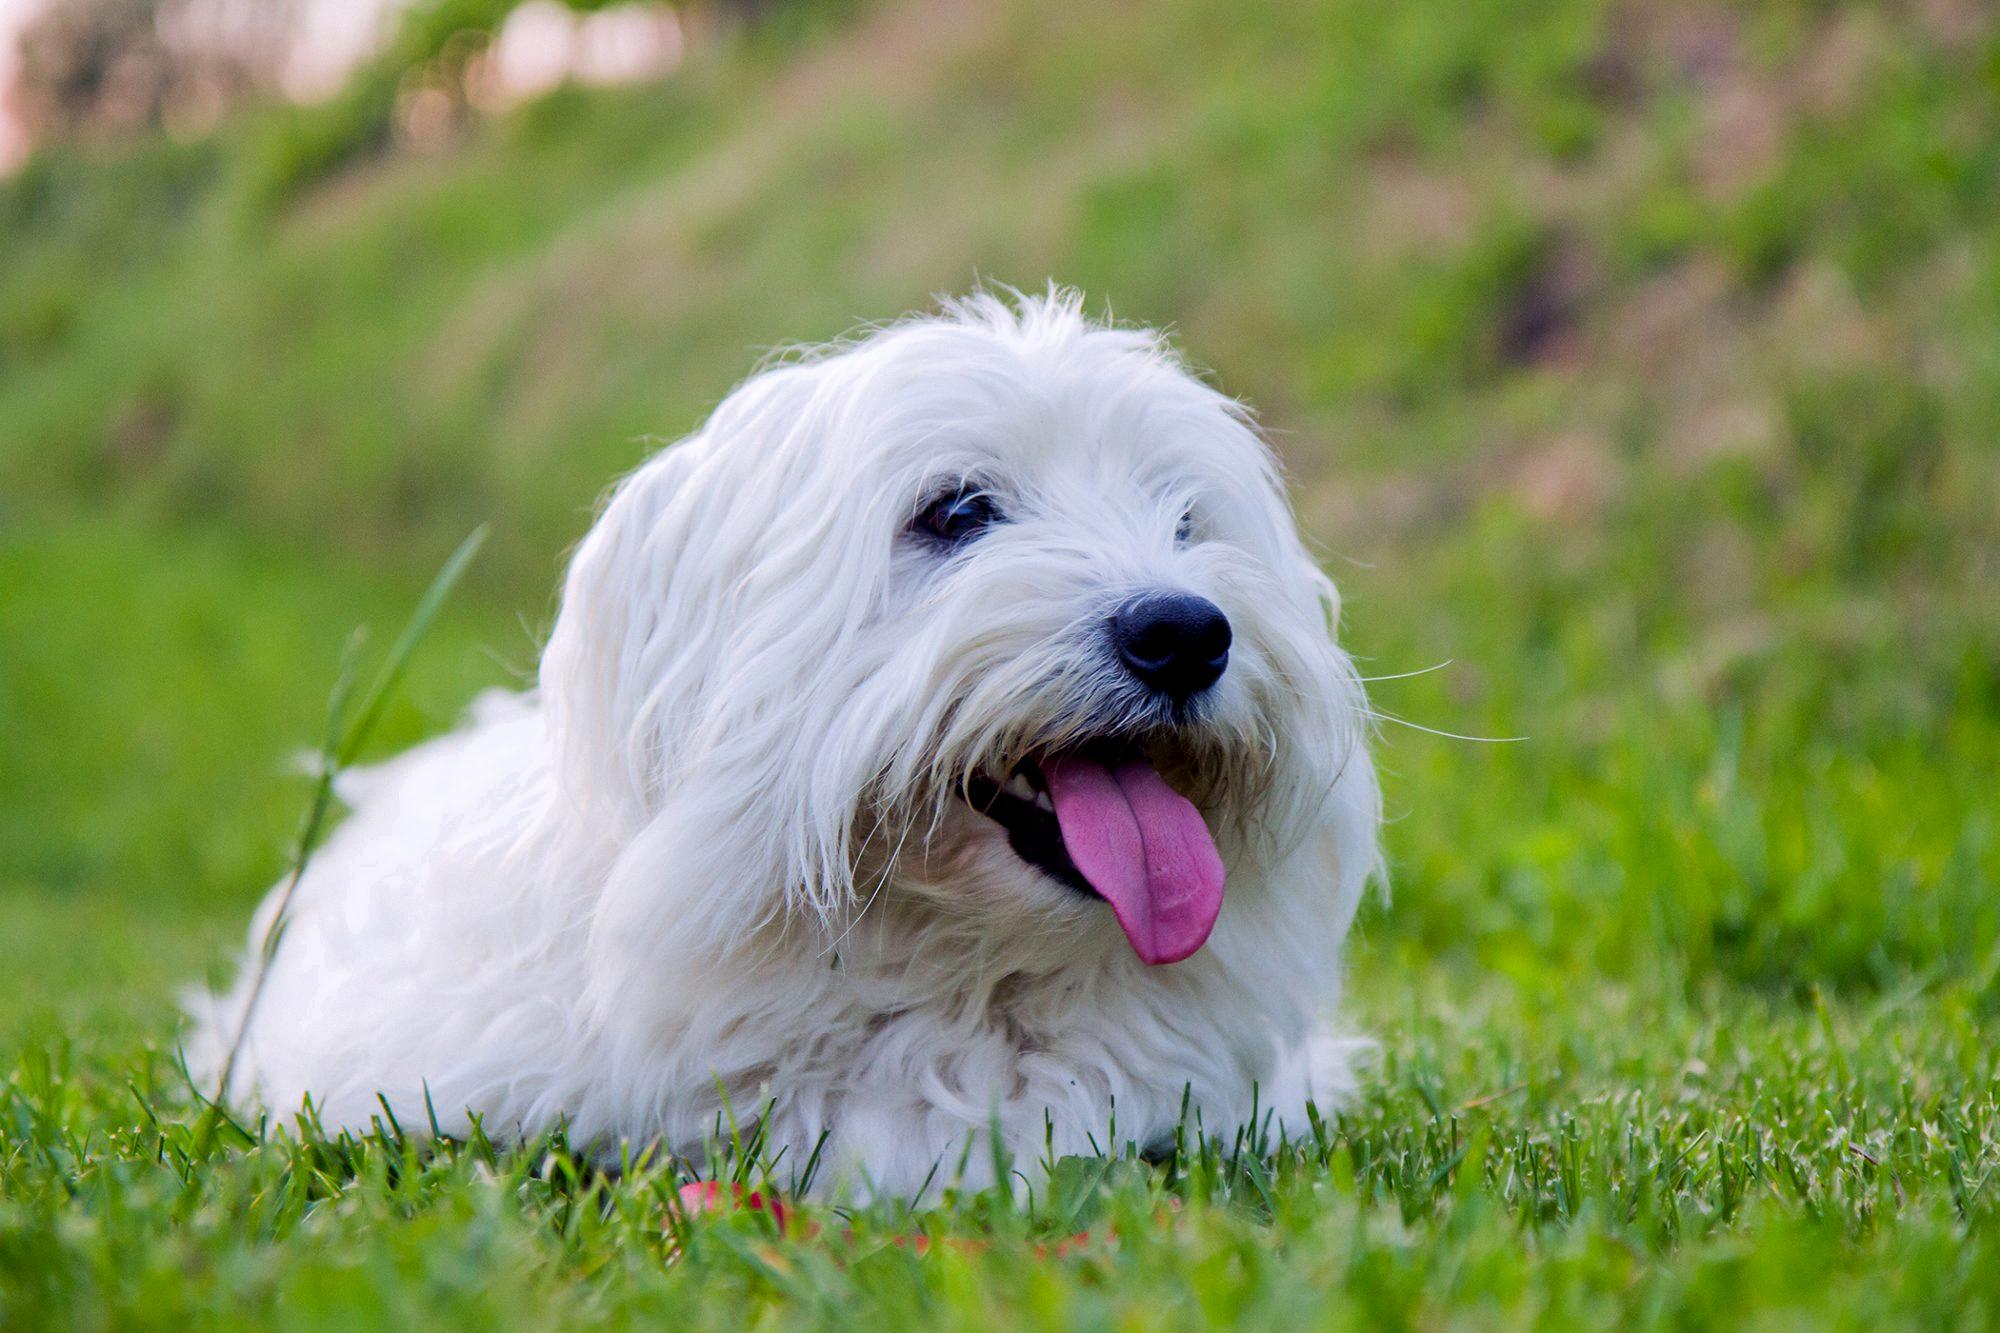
[3,0,1999,1325]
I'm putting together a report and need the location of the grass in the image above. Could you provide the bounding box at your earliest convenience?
[3,0,2000,1325]
[5,989,1997,1325]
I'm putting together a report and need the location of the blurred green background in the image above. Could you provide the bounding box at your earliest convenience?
[6,0,1996,1022]
[2,0,1999,1320]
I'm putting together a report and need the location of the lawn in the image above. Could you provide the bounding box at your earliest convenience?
[3,0,1999,1325]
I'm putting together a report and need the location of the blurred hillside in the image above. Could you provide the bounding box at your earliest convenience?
[2,0,1997,1015]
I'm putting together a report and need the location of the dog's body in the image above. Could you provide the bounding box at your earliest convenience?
[187,291,1379,1196]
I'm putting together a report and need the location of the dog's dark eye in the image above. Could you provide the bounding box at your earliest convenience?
[1176,508,1197,545]
[916,487,1004,545]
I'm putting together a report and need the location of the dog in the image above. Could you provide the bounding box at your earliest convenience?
[187,289,1381,1197]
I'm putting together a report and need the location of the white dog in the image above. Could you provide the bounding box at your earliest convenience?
[187,289,1380,1197]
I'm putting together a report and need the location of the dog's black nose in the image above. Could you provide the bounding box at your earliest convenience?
[1112,593,1231,701]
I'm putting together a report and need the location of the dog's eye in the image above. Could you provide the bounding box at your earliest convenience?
[1176,508,1197,545]
[916,487,1004,545]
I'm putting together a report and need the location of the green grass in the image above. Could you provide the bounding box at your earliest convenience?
[4,0,2000,1325]
[5,986,1998,1326]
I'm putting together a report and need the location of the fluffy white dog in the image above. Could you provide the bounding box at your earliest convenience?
[187,289,1380,1197]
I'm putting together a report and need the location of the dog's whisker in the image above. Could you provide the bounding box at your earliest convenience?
[1354,659,1456,684]
[1358,708,1527,744]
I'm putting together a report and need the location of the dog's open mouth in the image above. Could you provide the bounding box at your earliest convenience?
[966,749,1225,966]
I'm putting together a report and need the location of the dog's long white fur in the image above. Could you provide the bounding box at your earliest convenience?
[186,290,1381,1197]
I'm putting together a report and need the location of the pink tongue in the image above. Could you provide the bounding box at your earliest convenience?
[1041,753,1225,965]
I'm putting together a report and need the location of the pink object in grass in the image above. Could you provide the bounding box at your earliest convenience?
[675,1180,789,1232]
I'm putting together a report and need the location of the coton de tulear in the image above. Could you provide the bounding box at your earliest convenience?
[188,289,1381,1197]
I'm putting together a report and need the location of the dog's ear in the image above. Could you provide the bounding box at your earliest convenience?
[540,365,904,1019]
[542,435,803,1024]
[540,442,708,833]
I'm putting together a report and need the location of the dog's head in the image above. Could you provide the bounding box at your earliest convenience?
[544,290,1374,979]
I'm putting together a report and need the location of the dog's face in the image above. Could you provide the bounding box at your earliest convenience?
[545,293,1369,974]
[860,355,1362,967]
